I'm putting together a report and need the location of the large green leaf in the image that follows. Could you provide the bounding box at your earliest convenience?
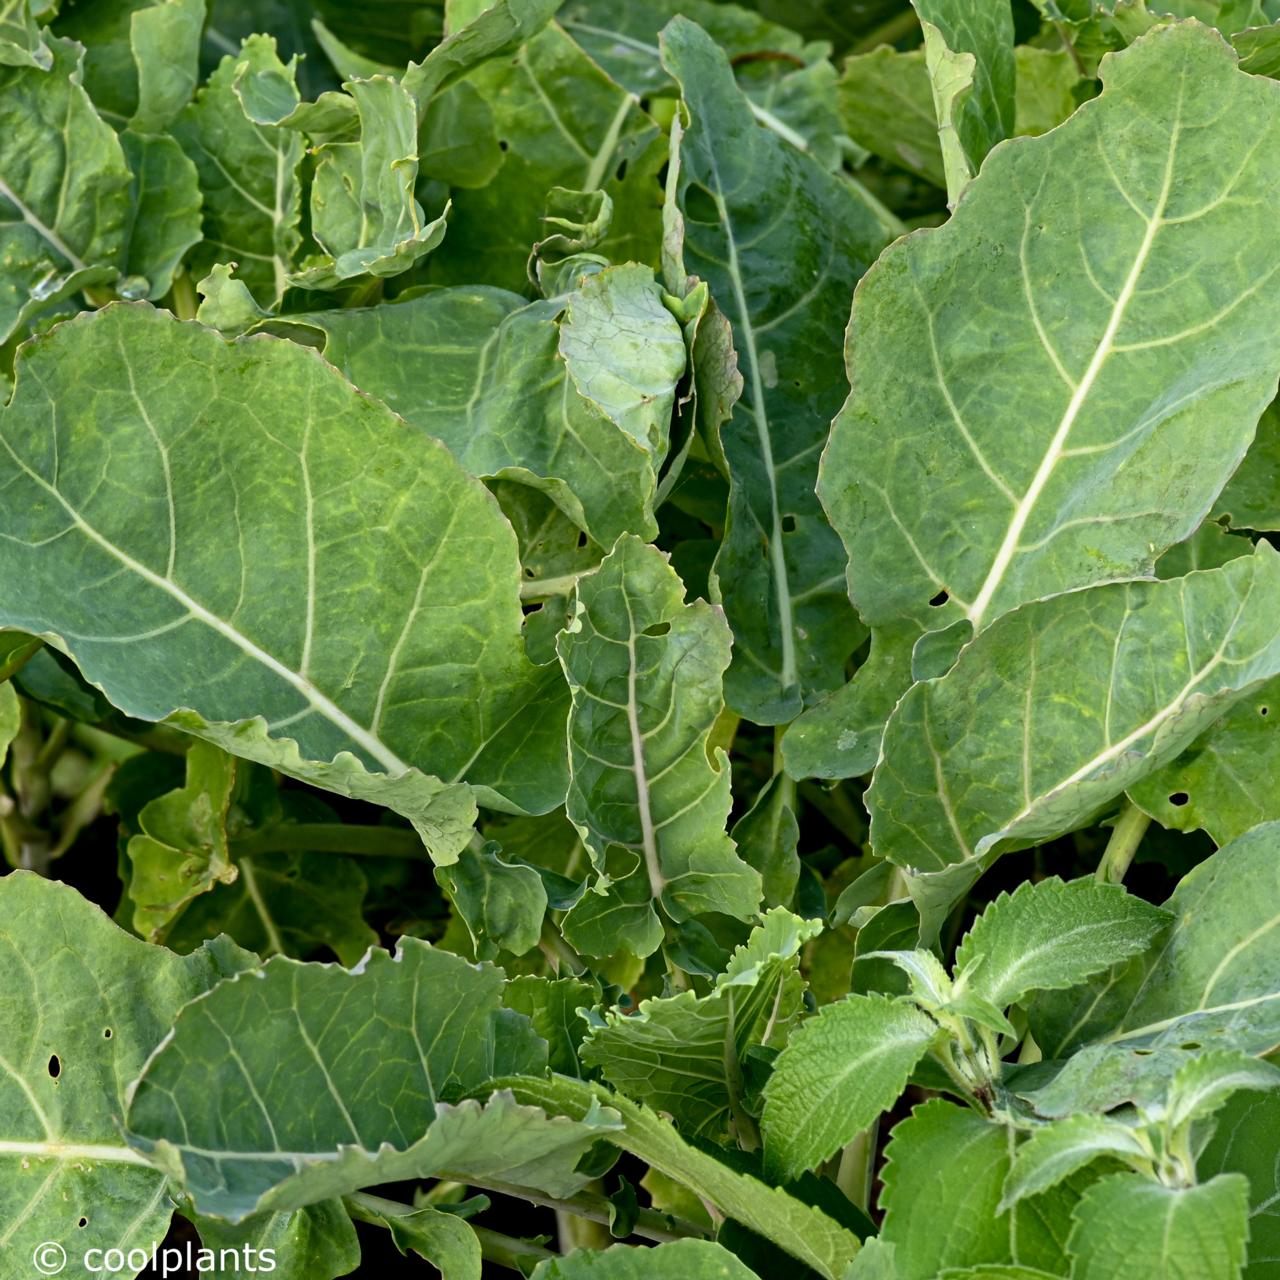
[580,908,821,1141]
[1215,401,1280,531]
[194,1201,361,1280]
[869,548,1280,929]
[0,304,568,858]
[804,22,1280,777]
[1067,1172,1250,1279]
[0,36,130,341]
[118,130,203,301]
[284,262,685,546]
[0,872,252,1277]
[1031,822,1280,1057]
[1199,1089,1280,1278]
[557,535,761,928]
[126,938,619,1219]
[661,15,888,723]
[174,35,304,306]
[761,994,937,1181]
[999,1115,1150,1211]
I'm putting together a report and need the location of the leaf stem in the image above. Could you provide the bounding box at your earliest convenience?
[230,822,427,859]
[835,1119,878,1212]
[519,572,582,601]
[851,7,920,53]
[1095,802,1151,885]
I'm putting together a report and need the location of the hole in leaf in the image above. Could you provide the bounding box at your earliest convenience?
[1180,1041,1202,1051]
[577,531,588,548]
[781,513,797,533]
[103,1028,112,1039]
[47,1055,60,1079]
[524,567,535,578]
[78,1218,88,1229]
[1168,792,1189,807]
[1261,706,1270,717]
[683,183,718,225]
[929,589,950,607]
[498,139,509,152]
[643,622,671,638]
[615,158,628,182]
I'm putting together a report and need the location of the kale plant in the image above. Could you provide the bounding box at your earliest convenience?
[0,0,1278,1277]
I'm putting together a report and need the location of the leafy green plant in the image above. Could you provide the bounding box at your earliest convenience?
[1,1,1279,1277]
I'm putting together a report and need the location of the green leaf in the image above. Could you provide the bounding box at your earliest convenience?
[279,263,684,546]
[730,773,800,909]
[837,46,944,187]
[0,37,130,341]
[954,877,1170,1011]
[1163,1049,1280,1131]
[812,22,1280,777]
[660,15,888,723]
[126,938,620,1219]
[425,23,664,291]
[560,845,666,960]
[1017,1043,1199,1121]
[345,1193,482,1280]
[919,21,979,205]
[999,1115,1149,1210]
[580,907,821,1140]
[174,34,304,306]
[879,1100,1082,1279]
[119,130,204,301]
[126,739,239,943]
[0,304,568,858]
[1014,46,1084,138]
[1067,1171,1250,1279]
[761,993,937,1181]
[504,974,598,1077]
[0,0,52,69]
[532,1239,759,1278]
[556,535,761,925]
[437,839,548,959]
[1199,1089,1280,1278]
[288,76,448,289]
[167,848,378,966]
[193,1201,362,1280]
[914,0,1015,191]
[869,549,1280,930]
[0,872,254,1270]
[1032,822,1280,1057]
[1216,401,1280,531]
[501,1074,861,1279]
[0,677,19,768]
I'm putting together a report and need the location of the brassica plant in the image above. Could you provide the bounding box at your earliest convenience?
[1,0,1278,1277]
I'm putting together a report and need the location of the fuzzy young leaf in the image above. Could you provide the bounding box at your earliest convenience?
[1067,1172,1250,1279]
[761,993,936,1181]
[1163,1049,1280,1132]
[0,304,567,857]
[661,15,888,723]
[1000,1115,1149,1210]
[809,23,1280,777]
[871,549,1280,929]
[954,877,1169,1011]
[557,535,760,926]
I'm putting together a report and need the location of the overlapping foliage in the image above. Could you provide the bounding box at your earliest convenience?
[1,1,1279,1277]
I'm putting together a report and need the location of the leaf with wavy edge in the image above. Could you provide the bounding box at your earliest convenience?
[806,23,1280,778]
[660,16,888,724]
[870,547,1280,931]
[284,262,685,546]
[496,1074,862,1279]
[126,938,618,1220]
[533,1240,758,1279]
[0,304,567,860]
[557,534,761,927]
[0,872,254,1276]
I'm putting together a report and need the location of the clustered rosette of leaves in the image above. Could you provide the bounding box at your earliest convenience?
[1,0,1279,1277]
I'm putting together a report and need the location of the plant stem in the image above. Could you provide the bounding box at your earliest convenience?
[169,271,199,322]
[851,6,919,53]
[835,1119,878,1212]
[231,822,427,859]
[519,572,581,601]
[463,1178,707,1244]
[1095,802,1151,885]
